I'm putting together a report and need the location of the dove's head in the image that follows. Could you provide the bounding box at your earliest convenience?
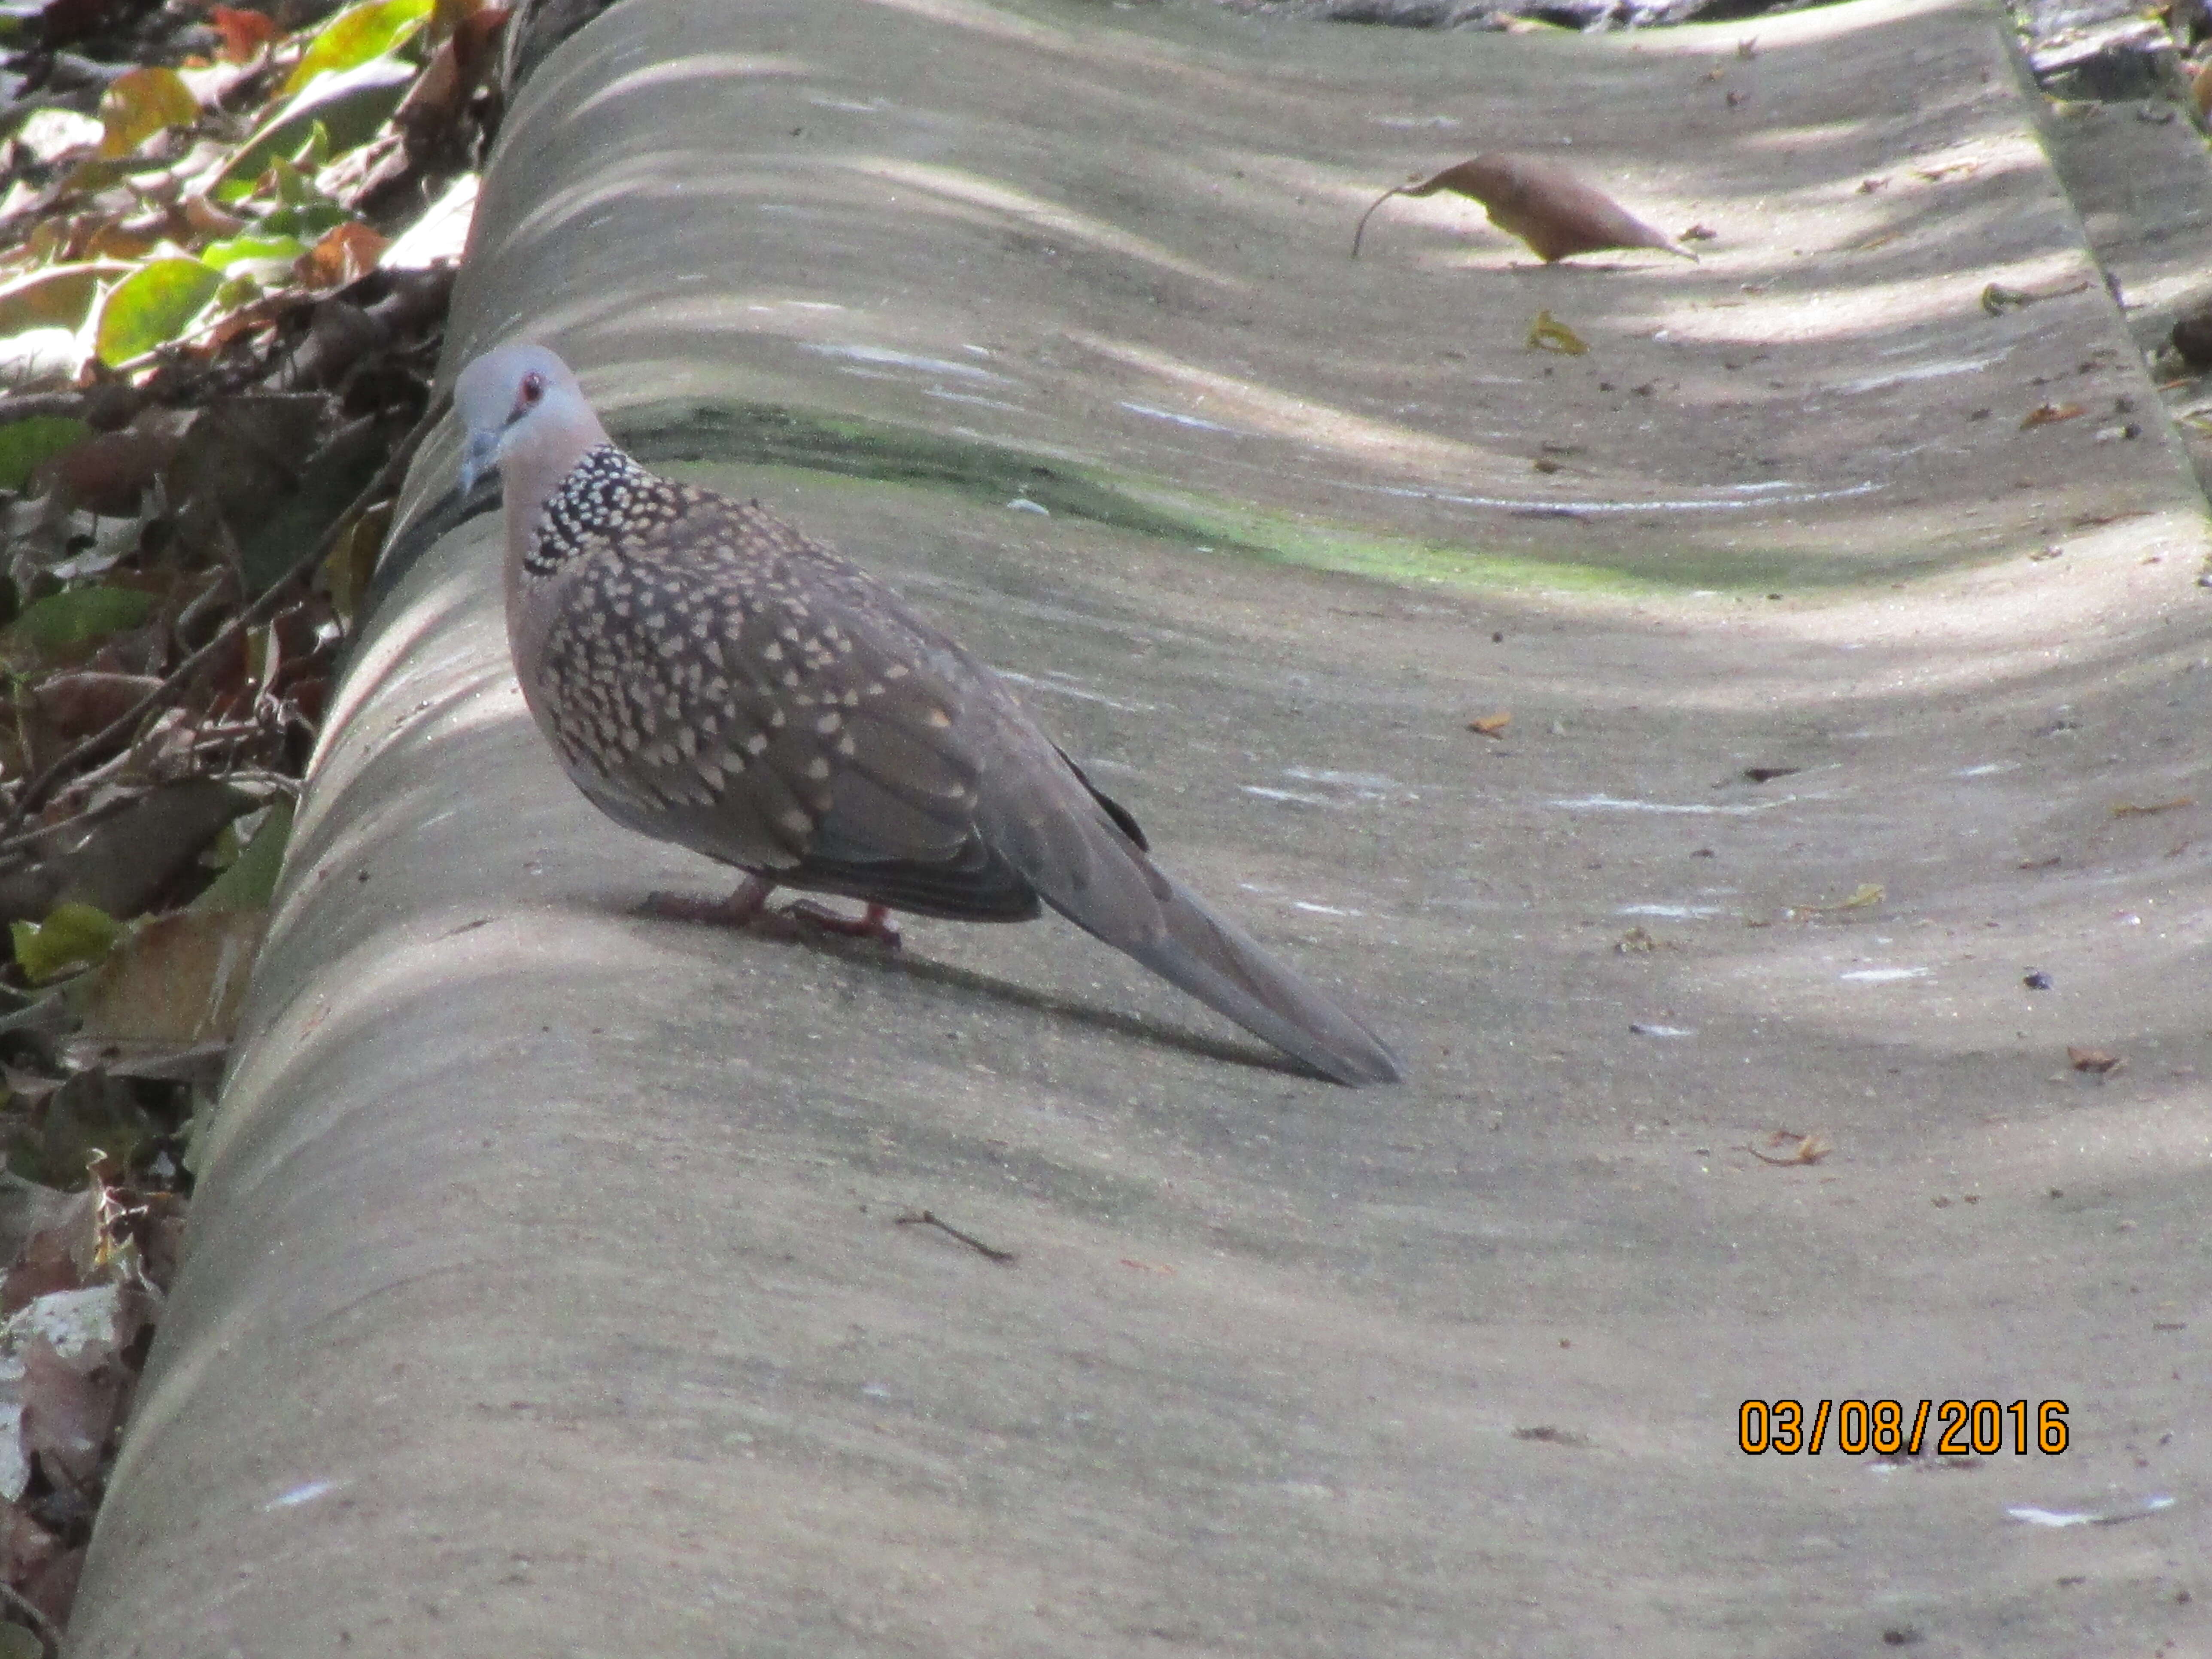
[455,343,608,502]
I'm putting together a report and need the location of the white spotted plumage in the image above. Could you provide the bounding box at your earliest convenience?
[453,342,1407,1085]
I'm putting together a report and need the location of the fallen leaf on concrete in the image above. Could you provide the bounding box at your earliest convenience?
[1467,712,1512,736]
[2111,797,2192,817]
[1786,882,1883,918]
[1742,766,1799,783]
[2067,1046,2121,1075]
[1352,154,1691,263]
[1616,926,1672,954]
[2021,402,2085,428]
[1680,223,1716,242]
[1982,279,2090,316]
[1513,1425,1591,1446]
[1526,311,1587,355]
[1747,1132,1830,1166]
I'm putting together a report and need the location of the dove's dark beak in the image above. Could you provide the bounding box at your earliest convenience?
[460,428,501,497]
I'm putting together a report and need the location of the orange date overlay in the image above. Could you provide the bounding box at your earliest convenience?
[1739,1398,2069,1456]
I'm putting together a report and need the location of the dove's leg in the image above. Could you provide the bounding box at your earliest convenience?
[642,873,777,927]
[782,899,902,946]
[644,876,901,947]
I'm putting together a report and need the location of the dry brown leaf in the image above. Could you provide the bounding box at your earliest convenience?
[73,908,268,1049]
[1526,310,1586,355]
[1352,154,1693,264]
[2067,1046,2121,1075]
[1615,926,1674,954]
[30,674,165,741]
[40,411,188,517]
[1747,1133,1830,1166]
[208,6,279,64]
[295,222,390,292]
[1467,712,1512,736]
[395,3,509,170]
[0,1223,87,1320]
[1983,279,2091,316]
[0,1497,61,1586]
[2111,797,2193,817]
[17,1543,83,1635]
[1786,882,1883,918]
[179,194,246,240]
[2021,402,2086,428]
[19,1335,124,1488]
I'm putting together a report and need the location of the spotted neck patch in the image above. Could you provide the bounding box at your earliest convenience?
[526,444,691,576]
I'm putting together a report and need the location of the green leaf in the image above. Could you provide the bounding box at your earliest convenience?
[292,119,333,172]
[11,585,155,650]
[12,902,122,984]
[191,801,292,913]
[97,65,199,157]
[256,198,353,239]
[94,257,223,365]
[6,1068,155,1185]
[213,271,264,311]
[0,416,90,492]
[211,55,416,203]
[200,233,310,270]
[281,0,432,97]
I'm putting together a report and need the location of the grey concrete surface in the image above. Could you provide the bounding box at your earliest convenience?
[71,0,2211,1653]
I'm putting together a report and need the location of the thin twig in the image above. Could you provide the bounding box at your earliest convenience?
[0,1580,59,1658]
[0,389,452,844]
[895,1208,1017,1264]
[0,391,100,426]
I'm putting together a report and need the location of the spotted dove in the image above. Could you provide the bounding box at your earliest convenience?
[454,343,1404,1085]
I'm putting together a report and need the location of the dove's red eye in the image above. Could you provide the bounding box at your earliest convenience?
[520,371,546,407]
